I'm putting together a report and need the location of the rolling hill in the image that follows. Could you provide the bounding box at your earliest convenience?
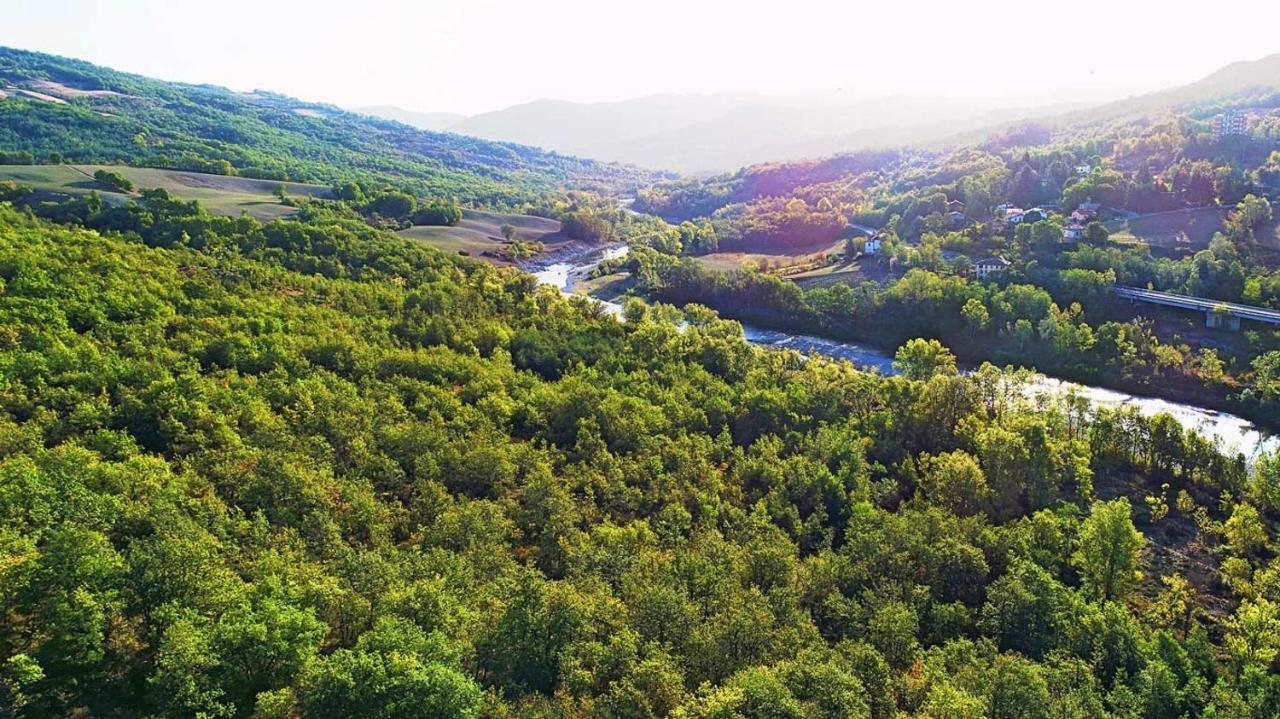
[357,55,1280,176]
[397,208,571,260]
[0,47,658,205]
[1045,52,1280,127]
[0,164,335,220]
[374,93,1088,174]
[632,54,1280,225]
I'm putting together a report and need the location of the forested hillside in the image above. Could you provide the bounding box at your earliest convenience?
[0,47,657,205]
[2,189,1280,717]
[612,81,1280,429]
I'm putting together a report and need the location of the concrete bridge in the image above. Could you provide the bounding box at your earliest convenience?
[1113,286,1280,329]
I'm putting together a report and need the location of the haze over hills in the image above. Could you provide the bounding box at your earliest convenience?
[353,104,466,132]
[1048,51,1280,125]
[357,53,1280,175]
[631,52,1280,230]
[361,94,1092,174]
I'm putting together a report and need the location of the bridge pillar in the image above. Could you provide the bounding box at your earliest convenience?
[1205,311,1241,330]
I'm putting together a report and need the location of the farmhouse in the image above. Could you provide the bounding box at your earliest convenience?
[1064,222,1085,241]
[862,234,884,255]
[1022,207,1048,224]
[973,255,1010,280]
[1002,207,1026,224]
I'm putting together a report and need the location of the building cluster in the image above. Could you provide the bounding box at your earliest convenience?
[859,229,1012,281]
[1063,197,1101,241]
[1212,110,1248,140]
[993,204,1051,230]
[850,194,1106,284]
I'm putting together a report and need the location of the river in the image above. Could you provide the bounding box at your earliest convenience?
[529,246,1279,462]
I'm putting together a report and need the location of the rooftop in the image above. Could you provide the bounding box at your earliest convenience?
[974,255,1010,267]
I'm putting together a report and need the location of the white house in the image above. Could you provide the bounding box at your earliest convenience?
[862,235,883,255]
[973,255,1010,280]
[1003,207,1026,224]
[1077,197,1101,216]
[1064,222,1085,241]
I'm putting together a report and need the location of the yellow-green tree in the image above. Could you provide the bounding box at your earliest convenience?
[1073,499,1145,603]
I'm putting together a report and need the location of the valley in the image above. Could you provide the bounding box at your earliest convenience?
[549,241,1278,461]
[3,30,1280,719]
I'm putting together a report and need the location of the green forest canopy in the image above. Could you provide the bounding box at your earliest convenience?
[2,41,1280,719]
[1,197,1279,717]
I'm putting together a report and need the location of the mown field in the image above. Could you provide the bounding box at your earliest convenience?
[0,164,334,219]
[789,256,900,287]
[1107,206,1228,252]
[692,238,846,273]
[0,165,587,263]
[397,208,571,259]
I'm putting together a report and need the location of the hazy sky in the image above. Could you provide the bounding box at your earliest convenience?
[3,0,1279,115]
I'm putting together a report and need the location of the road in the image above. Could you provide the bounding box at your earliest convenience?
[1113,286,1280,326]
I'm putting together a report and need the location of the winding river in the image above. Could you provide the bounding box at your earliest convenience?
[530,245,1279,462]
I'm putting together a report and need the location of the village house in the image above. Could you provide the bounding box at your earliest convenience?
[1064,222,1085,241]
[1002,207,1026,224]
[862,234,883,255]
[973,255,1010,280]
[948,210,966,228]
[1077,197,1101,217]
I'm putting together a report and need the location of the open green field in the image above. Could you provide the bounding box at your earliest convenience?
[693,239,845,273]
[576,271,635,301]
[1107,207,1228,252]
[0,164,333,220]
[398,209,570,259]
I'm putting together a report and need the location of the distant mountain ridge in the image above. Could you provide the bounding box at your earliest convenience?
[629,52,1280,227]
[1048,52,1280,125]
[359,54,1280,175]
[361,93,1092,174]
[354,104,466,132]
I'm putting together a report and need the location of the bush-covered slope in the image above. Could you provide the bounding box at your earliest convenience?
[0,47,657,205]
[2,200,1280,716]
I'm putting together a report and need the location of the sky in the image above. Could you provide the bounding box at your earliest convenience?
[3,0,1279,115]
